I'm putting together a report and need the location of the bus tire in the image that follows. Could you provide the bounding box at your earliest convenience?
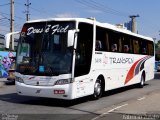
[93,78,102,99]
[138,74,145,88]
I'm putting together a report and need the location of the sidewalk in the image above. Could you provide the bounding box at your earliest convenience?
[0,78,7,88]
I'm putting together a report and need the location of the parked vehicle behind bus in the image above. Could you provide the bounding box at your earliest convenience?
[155,61,160,72]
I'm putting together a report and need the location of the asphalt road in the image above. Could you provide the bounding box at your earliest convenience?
[0,73,160,120]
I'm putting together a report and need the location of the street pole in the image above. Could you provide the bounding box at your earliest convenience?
[25,0,31,21]
[10,0,14,50]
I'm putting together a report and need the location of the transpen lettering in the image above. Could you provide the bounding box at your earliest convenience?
[109,57,134,64]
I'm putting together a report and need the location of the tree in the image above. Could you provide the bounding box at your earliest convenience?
[155,40,160,61]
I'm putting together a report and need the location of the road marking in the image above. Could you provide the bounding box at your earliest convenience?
[137,96,146,101]
[107,103,128,113]
[91,114,106,120]
[92,103,128,120]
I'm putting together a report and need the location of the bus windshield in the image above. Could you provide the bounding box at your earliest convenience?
[16,21,75,76]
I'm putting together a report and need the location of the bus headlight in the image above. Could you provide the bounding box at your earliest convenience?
[15,76,24,83]
[54,78,73,85]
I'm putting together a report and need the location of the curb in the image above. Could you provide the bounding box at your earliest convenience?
[0,78,7,88]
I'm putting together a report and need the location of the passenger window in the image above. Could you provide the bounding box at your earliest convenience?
[142,48,147,54]
[111,44,117,52]
[109,31,120,52]
[148,42,154,55]
[141,40,147,54]
[123,45,129,53]
[122,35,132,53]
[133,39,140,54]
[96,26,109,51]
[95,40,102,51]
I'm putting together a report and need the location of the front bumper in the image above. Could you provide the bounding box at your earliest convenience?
[16,81,74,100]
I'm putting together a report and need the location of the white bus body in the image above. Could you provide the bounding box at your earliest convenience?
[15,18,155,100]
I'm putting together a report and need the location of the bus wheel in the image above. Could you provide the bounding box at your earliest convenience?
[138,74,145,88]
[93,78,102,99]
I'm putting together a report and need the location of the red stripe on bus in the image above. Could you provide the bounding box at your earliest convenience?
[124,58,144,85]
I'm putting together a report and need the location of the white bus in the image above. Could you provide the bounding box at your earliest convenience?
[14,18,154,100]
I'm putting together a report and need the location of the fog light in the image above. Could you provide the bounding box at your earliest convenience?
[15,76,24,83]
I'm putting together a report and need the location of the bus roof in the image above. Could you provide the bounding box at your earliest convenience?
[26,18,153,41]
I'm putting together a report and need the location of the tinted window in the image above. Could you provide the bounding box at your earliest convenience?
[75,23,93,77]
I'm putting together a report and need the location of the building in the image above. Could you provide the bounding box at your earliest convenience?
[124,21,132,32]
[0,34,5,50]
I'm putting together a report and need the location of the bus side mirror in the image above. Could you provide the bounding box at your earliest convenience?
[5,32,20,49]
[67,29,79,47]
[5,33,11,49]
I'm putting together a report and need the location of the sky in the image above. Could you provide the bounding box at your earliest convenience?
[0,0,160,41]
